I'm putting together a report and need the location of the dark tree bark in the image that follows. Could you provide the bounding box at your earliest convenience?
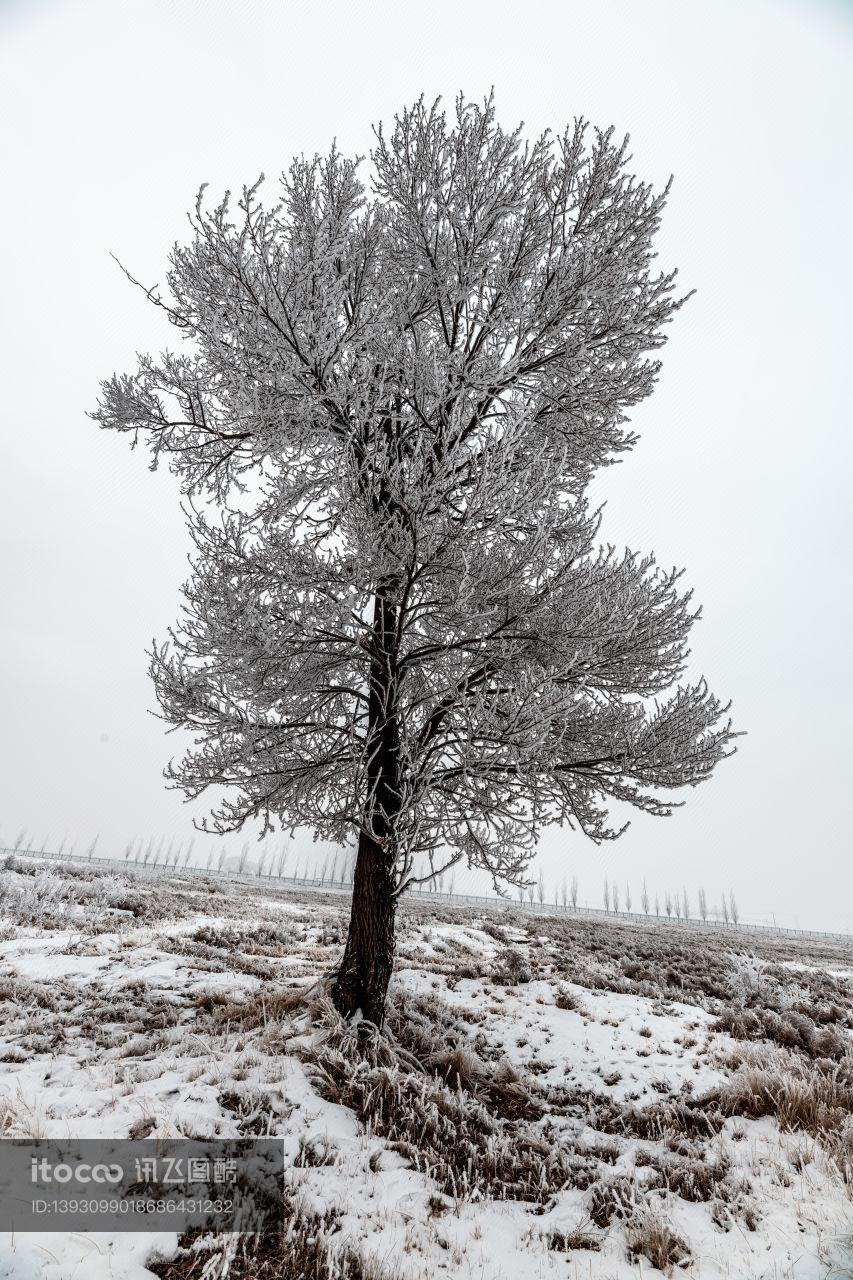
[331,583,401,1027]
[331,828,397,1026]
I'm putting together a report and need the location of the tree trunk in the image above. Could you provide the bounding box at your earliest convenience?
[331,580,401,1029]
[331,829,396,1027]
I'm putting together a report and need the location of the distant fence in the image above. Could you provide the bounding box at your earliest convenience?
[1,843,851,946]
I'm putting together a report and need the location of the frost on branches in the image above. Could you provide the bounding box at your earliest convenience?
[92,94,738,1024]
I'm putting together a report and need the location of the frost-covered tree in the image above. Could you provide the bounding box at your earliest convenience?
[697,886,707,922]
[640,879,649,915]
[93,93,737,1025]
[603,878,611,912]
[625,882,632,913]
[570,874,579,910]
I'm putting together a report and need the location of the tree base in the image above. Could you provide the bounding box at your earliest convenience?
[331,831,396,1028]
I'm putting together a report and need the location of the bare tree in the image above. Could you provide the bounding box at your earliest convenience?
[682,886,690,921]
[697,886,707,922]
[570,874,579,910]
[537,868,545,905]
[640,879,650,915]
[721,894,730,925]
[612,882,620,913]
[729,890,740,928]
[664,891,673,919]
[12,829,27,852]
[93,93,737,1025]
[625,882,632,913]
[603,878,611,912]
[654,894,660,917]
[560,878,567,909]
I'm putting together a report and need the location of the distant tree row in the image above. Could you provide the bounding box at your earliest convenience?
[3,826,743,925]
[593,874,738,925]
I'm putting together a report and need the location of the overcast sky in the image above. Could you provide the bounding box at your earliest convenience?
[1,0,851,929]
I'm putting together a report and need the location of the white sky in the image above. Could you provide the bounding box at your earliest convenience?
[1,0,851,930]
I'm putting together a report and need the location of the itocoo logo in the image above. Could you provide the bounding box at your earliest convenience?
[31,1158,123,1185]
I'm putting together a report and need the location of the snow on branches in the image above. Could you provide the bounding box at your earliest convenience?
[93,92,737,895]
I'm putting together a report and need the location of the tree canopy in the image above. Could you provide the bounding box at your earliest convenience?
[93,93,737,907]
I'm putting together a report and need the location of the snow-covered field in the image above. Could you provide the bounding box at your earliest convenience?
[0,856,852,1279]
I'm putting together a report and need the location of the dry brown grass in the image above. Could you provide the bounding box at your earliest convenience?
[491,946,532,985]
[192,981,321,1034]
[554,985,589,1014]
[545,1221,601,1252]
[714,1005,851,1058]
[634,1146,729,1201]
[588,1175,638,1227]
[148,1190,376,1279]
[299,996,608,1204]
[709,1047,853,1178]
[386,988,546,1121]
[625,1205,691,1275]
